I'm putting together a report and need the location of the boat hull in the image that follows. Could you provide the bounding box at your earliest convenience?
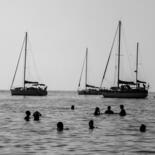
[11,88,47,96]
[78,89,103,95]
[102,89,148,98]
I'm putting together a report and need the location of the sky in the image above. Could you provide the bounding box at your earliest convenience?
[0,0,155,91]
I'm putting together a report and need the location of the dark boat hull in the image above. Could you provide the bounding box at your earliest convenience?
[102,89,148,98]
[78,89,103,95]
[11,88,47,96]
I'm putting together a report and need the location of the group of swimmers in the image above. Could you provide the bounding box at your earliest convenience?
[88,105,126,130]
[93,104,146,132]
[94,104,126,116]
[24,104,146,132]
[24,110,42,121]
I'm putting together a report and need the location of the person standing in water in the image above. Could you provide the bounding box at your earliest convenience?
[57,122,64,131]
[33,111,42,121]
[94,107,101,116]
[89,120,95,129]
[24,110,31,121]
[140,124,146,132]
[71,105,75,110]
[119,105,126,116]
[57,122,69,131]
[105,106,114,114]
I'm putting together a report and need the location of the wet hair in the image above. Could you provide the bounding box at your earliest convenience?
[71,105,75,110]
[140,124,146,132]
[57,122,64,131]
[89,120,94,129]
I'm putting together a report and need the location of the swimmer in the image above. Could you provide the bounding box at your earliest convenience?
[71,105,75,110]
[140,124,146,132]
[24,110,31,121]
[119,105,126,116]
[57,122,69,132]
[94,107,100,116]
[57,122,64,131]
[33,111,42,121]
[89,120,95,129]
[105,106,114,114]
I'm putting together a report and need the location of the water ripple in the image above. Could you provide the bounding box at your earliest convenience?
[0,91,154,154]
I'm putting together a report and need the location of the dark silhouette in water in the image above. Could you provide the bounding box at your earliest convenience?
[33,111,42,121]
[140,124,146,132]
[105,106,114,114]
[94,107,100,116]
[57,122,64,131]
[89,120,95,129]
[24,110,31,121]
[71,105,75,110]
[119,105,126,116]
[57,122,69,132]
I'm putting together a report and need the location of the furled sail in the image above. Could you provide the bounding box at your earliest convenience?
[24,80,39,84]
[118,80,136,85]
[86,84,99,89]
[137,80,146,84]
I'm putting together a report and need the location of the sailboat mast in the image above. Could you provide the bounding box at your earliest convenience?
[85,48,88,90]
[100,24,119,88]
[136,42,139,87]
[24,32,28,90]
[117,21,121,88]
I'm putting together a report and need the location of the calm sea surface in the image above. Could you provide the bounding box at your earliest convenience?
[0,91,155,155]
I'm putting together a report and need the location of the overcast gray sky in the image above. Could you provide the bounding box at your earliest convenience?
[1,0,155,91]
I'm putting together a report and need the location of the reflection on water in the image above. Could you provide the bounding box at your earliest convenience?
[0,91,154,154]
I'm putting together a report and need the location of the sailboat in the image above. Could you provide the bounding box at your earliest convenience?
[100,21,148,98]
[10,32,48,96]
[78,48,103,95]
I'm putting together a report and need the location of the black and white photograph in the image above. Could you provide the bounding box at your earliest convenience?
[0,0,154,154]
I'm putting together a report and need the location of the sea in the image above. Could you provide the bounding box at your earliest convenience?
[0,91,155,155]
